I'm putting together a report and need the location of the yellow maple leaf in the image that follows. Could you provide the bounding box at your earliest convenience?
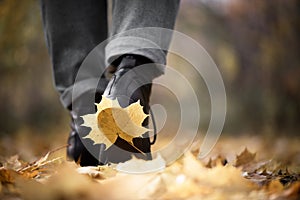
[81,96,149,150]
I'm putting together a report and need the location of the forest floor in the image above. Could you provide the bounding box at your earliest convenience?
[0,127,299,200]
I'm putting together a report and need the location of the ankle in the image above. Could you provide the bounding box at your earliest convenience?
[111,54,153,69]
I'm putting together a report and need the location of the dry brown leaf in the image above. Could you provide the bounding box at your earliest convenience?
[0,167,16,184]
[205,155,228,168]
[17,152,63,179]
[17,152,50,173]
[1,133,299,200]
[0,146,65,193]
[18,162,97,200]
[158,152,260,199]
[267,179,284,194]
[82,96,149,150]
[235,148,256,167]
[269,182,300,200]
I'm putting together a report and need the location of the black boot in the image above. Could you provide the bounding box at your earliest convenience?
[66,82,108,166]
[67,55,159,166]
[102,54,159,164]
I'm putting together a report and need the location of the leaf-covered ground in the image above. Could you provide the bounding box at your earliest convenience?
[0,130,299,200]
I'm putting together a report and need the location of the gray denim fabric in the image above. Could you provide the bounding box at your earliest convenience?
[40,0,180,108]
[106,0,180,66]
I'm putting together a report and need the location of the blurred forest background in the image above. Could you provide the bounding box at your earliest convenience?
[0,0,299,142]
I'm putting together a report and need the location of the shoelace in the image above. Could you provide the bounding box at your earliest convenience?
[149,107,157,145]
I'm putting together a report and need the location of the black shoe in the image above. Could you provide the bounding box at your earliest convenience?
[102,54,159,164]
[66,79,108,166]
[67,55,159,166]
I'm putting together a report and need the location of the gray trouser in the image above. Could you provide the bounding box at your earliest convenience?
[41,0,180,108]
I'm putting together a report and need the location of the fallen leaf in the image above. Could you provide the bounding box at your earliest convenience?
[0,167,15,184]
[17,145,66,174]
[18,162,98,200]
[269,182,300,200]
[267,179,284,194]
[235,148,256,167]
[82,96,149,150]
[205,155,228,168]
[1,132,300,199]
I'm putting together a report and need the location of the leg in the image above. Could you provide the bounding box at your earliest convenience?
[102,0,180,163]
[106,0,180,67]
[40,0,109,166]
[40,0,108,108]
